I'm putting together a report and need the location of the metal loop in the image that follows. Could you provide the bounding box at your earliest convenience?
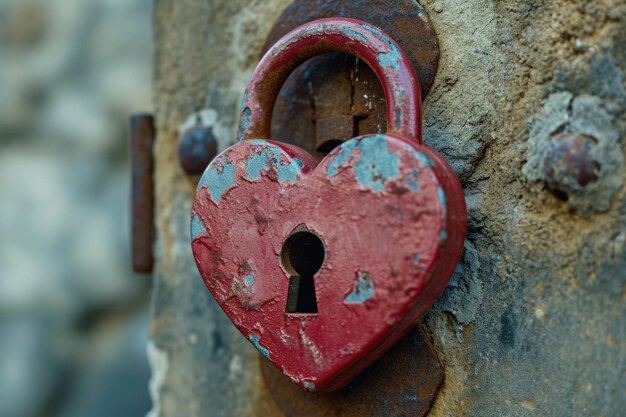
[237,18,422,144]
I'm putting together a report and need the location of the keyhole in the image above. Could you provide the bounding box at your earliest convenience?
[281,231,325,314]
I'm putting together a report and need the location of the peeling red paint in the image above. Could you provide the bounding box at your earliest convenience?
[191,18,466,392]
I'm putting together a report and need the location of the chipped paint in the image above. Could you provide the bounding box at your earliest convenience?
[245,146,275,181]
[240,89,248,111]
[404,167,420,191]
[245,143,304,184]
[362,25,402,70]
[340,27,369,44]
[378,49,402,70]
[303,381,316,391]
[328,135,400,192]
[190,213,206,239]
[406,144,433,167]
[437,186,447,218]
[190,17,467,395]
[277,157,304,184]
[327,140,358,177]
[237,16,423,144]
[249,333,271,359]
[354,136,400,191]
[344,271,375,303]
[245,274,254,286]
[197,154,236,204]
[300,329,325,367]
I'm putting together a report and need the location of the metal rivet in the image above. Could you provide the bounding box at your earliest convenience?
[542,132,601,199]
[178,126,218,176]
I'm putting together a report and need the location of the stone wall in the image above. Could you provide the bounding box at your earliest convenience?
[0,0,153,416]
[150,0,625,416]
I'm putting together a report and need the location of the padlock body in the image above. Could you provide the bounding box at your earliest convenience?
[191,134,465,392]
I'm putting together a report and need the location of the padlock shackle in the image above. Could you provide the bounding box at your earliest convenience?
[238,18,422,144]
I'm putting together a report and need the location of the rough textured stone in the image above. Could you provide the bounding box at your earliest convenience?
[150,0,626,416]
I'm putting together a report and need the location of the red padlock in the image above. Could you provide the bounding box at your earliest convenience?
[191,18,466,392]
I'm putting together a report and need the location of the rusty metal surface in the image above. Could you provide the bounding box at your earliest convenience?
[192,18,465,395]
[178,126,218,176]
[264,0,440,158]
[260,325,443,417]
[542,132,601,199]
[129,113,155,273]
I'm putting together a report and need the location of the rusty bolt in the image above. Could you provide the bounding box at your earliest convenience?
[542,132,601,199]
[178,126,218,176]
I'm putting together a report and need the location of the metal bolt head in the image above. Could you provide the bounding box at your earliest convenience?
[178,126,218,175]
[542,132,601,199]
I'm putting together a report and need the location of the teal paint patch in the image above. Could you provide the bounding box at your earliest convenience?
[245,274,254,286]
[363,25,402,70]
[302,26,318,37]
[437,186,447,217]
[245,146,274,181]
[303,381,316,391]
[378,49,402,70]
[277,157,304,184]
[190,213,206,239]
[344,271,375,303]
[197,155,236,204]
[354,136,400,192]
[237,107,252,140]
[245,144,303,184]
[413,253,420,262]
[249,333,270,359]
[406,145,433,168]
[341,27,369,44]
[404,167,420,191]
[363,25,384,39]
[440,230,448,240]
[240,89,248,110]
[327,139,359,177]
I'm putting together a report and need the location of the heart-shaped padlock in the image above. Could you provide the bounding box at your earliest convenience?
[191,18,466,392]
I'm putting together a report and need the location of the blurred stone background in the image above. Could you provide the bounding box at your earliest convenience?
[0,0,153,416]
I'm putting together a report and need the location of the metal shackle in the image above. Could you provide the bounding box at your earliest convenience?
[237,17,423,144]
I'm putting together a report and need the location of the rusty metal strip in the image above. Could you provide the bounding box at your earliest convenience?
[130,113,155,273]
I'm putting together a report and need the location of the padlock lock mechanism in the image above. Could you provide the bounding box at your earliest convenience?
[281,228,325,314]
